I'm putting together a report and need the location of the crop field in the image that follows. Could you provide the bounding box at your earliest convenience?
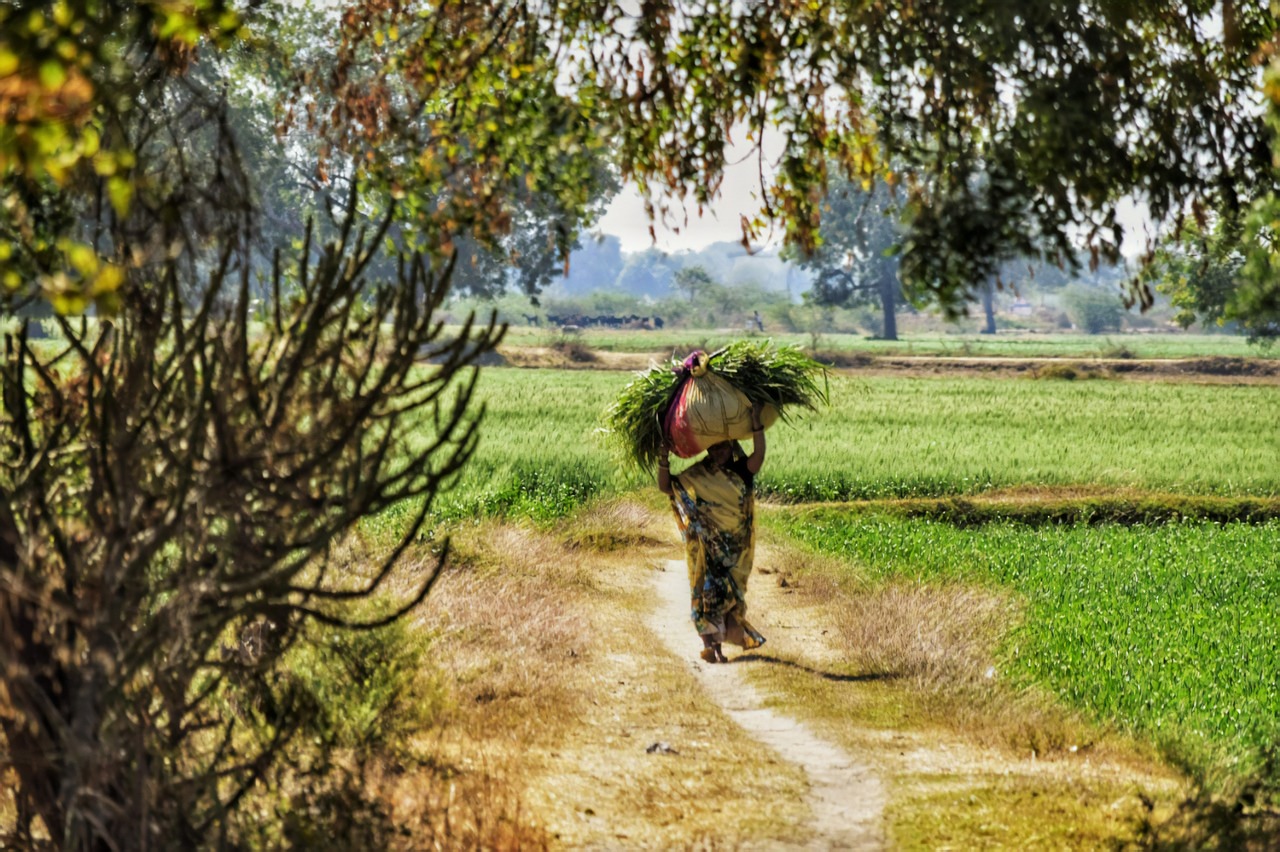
[418,368,1280,521]
[391,361,1280,801]
[767,509,1280,788]
[497,327,1277,360]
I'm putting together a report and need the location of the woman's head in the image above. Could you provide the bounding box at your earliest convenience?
[707,441,736,466]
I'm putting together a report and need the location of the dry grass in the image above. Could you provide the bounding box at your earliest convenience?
[422,522,601,740]
[756,530,1161,761]
[369,744,554,849]
[554,497,668,552]
[398,501,810,847]
[499,342,611,369]
[741,528,1187,849]
[831,580,1018,688]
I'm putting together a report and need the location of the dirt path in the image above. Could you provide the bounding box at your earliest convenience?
[650,559,887,850]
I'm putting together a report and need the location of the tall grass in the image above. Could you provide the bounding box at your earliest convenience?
[769,509,1280,792]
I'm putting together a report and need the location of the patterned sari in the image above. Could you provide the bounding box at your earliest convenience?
[669,455,766,649]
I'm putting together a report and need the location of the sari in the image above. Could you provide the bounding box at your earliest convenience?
[669,454,766,650]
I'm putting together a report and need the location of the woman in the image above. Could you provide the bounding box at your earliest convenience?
[658,402,767,663]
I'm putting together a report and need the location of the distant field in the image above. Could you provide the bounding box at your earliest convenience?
[497,327,1275,360]
[758,375,1279,500]
[402,368,1280,524]
[768,509,1280,789]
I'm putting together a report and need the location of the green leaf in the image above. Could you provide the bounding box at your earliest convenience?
[38,59,67,89]
[107,175,133,216]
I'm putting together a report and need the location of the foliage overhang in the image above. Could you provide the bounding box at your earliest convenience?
[2,1,1279,321]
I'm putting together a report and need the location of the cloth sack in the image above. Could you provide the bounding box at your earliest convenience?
[663,352,779,458]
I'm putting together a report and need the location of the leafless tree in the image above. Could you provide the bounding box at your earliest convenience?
[0,188,500,847]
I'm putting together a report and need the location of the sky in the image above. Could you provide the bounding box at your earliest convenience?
[597,168,777,254]
[590,79,1172,259]
[597,144,1158,260]
[596,127,785,255]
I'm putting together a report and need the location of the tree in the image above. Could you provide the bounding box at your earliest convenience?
[559,233,625,294]
[1,203,498,846]
[0,0,611,846]
[444,159,621,303]
[1145,188,1279,345]
[1147,217,1247,333]
[6,1,1280,319]
[979,280,998,335]
[1062,283,1125,334]
[789,177,902,340]
[577,0,1276,323]
[615,248,677,298]
[673,264,714,304]
[1225,58,1280,345]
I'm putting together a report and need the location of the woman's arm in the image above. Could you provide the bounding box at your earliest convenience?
[746,403,766,474]
[657,445,673,495]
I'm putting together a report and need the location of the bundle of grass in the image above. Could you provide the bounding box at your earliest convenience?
[605,340,828,472]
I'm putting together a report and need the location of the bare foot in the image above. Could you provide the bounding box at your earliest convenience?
[713,644,728,663]
[700,647,719,663]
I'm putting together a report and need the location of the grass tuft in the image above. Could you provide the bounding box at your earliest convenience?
[555,498,666,552]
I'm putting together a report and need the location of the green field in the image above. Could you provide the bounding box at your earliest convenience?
[425,368,1280,519]
[400,364,1280,799]
[498,327,1276,360]
[768,510,1280,789]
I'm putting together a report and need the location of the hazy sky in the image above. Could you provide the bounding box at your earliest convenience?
[597,127,785,254]
[597,171,776,254]
[599,168,1155,262]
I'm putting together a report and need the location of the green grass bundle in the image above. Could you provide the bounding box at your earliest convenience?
[604,340,829,472]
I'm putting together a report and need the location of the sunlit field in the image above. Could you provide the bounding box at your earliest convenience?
[373,361,1280,803]
[768,509,1280,790]
[410,368,1280,524]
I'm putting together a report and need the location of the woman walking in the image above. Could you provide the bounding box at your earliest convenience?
[658,402,768,663]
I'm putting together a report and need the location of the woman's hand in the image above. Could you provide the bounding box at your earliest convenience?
[746,403,766,475]
[657,438,674,495]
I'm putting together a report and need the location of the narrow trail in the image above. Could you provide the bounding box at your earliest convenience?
[650,559,887,850]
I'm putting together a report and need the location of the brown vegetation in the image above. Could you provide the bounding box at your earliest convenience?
[395,501,810,847]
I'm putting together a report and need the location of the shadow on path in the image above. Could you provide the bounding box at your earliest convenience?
[733,654,899,684]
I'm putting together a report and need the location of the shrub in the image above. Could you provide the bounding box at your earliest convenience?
[1037,363,1080,380]
[283,614,444,752]
[1062,284,1125,334]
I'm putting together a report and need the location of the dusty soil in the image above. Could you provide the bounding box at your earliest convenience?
[849,354,1280,384]
[651,559,887,850]
[438,503,1186,849]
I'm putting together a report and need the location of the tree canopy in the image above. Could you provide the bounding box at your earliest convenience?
[3,1,1279,318]
[3,0,1280,846]
[571,0,1277,316]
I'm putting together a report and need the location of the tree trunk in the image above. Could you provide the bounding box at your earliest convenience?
[879,275,898,341]
[981,281,997,334]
